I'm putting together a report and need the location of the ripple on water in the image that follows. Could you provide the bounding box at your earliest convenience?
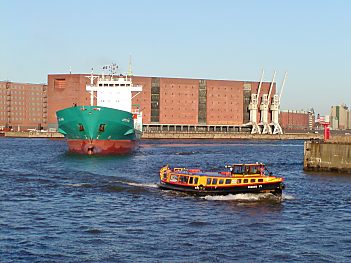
[1,138,350,262]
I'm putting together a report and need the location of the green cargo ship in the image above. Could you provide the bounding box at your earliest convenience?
[56,64,143,155]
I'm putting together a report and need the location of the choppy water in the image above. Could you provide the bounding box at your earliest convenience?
[1,138,351,262]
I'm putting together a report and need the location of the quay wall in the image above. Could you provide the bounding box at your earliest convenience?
[2,131,322,140]
[304,138,351,173]
[3,131,64,138]
[142,132,321,140]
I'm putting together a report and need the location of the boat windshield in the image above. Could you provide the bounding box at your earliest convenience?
[232,164,264,175]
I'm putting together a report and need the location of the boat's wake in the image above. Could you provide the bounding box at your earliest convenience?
[112,180,158,188]
[202,193,293,202]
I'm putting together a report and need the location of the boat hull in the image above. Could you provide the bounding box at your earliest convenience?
[158,181,284,196]
[67,139,138,155]
[56,106,141,155]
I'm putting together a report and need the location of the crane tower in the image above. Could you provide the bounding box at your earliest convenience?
[248,70,264,134]
[259,71,276,134]
[270,72,287,134]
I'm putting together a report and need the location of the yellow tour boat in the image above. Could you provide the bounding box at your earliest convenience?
[159,163,285,196]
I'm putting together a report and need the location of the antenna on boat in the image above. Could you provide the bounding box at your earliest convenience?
[110,63,118,76]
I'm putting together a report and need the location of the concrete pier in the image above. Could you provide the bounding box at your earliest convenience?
[304,136,351,173]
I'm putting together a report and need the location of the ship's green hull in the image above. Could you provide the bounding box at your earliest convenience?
[56,106,140,155]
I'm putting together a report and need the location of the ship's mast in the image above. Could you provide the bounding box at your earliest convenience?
[86,68,99,106]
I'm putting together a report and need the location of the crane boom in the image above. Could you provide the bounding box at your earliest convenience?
[256,69,264,104]
[279,72,288,101]
[267,70,276,101]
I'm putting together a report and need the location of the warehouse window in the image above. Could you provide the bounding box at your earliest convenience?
[54,79,66,89]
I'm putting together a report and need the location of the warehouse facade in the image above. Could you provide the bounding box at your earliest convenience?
[1,74,313,132]
[47,74,275,129]
[0,81,48,131]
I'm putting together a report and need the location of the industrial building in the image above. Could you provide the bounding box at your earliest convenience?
[330,104,350,130]
[46,74,277,130]
[0,81,47,131]
[1,73,314,132]
[280,110,315,131]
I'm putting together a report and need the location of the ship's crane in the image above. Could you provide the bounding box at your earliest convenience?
[248,69,264,134]
[270,72,287,134]
[260,71,276,134]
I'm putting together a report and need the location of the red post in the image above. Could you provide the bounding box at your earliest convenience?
[323,123,330,141]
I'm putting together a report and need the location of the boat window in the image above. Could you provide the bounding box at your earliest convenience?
[258,179,263,182]
[189,177,194,184]
[104,83,108,86]
[250,179,255,183]
[79,124,84,131]
[207,178,212,184]
[243,179,248,183]
[237,179,241,184]
[194,177,199,184]
[250,166,259,174]
[99,84,102,86]
[212,178,218,185]
[126,84,130,86]
[99,124,105,132]
[170,175,178,182]
[179,176,188,183]
[109,84,113,86]
[225,179,231,184]
[233,165,243,174]
[219,179,224,184]
[121,84,125,86]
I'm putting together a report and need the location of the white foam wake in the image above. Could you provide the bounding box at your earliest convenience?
[113,180,158,188]
[202,193,277,201]
[282,194,295,200]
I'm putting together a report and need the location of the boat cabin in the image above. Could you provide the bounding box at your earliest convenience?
[228,163,265,175]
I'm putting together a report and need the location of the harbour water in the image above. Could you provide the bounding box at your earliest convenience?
[1,138,350,262]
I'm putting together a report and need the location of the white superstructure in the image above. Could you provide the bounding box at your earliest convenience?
[85,64,143,131]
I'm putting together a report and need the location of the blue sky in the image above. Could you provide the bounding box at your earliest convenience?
[1,0,350,115]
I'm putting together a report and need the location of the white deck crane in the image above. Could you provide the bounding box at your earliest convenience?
[260,71,276,134]
[270,72,287,134]
[248,69,264,134]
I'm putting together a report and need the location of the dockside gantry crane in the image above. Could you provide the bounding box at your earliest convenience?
[259,71,276,134]
[270,72,287,134]
[248,70,264,134]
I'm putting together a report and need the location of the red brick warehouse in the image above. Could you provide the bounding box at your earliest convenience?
[47,74,276,129]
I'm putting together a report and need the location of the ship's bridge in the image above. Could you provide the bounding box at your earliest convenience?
[86,75,142,112]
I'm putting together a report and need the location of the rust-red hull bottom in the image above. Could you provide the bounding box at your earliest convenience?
[67,139,138,155]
